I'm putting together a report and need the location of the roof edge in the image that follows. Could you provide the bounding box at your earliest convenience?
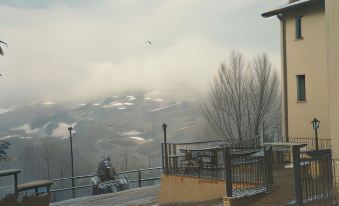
[262,0,321,18]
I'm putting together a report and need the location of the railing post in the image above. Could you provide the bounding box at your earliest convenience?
[138,170,142,188]
[162,123,168,175]
[292,145,303,205]
[161,143,164,172]
[14,173,18,193]
[68,127,75,199]
[224,146,232,197]
[173,144,178,171]
[327,159,334,200]
[315,128,319,151]
[264,147,274,189]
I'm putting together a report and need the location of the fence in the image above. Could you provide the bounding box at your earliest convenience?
[285,137,331,151]
[291,145,339,205]
[161,139,273,198]
[162,138,261,179]
[50,167,162,202]
[300,157,334,204]
[271,137,332,164]
[231,148,273,197]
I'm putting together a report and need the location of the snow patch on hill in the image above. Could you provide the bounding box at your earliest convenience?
[0,108,13,115]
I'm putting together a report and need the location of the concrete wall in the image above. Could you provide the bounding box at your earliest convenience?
[326,0,339,159]
[283,2,330,139]
[158,175,225,205]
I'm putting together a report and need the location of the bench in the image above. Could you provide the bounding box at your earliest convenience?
[0,169,53,206]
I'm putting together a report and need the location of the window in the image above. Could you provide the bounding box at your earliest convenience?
[297,75,306,101]
[295,16,303,39]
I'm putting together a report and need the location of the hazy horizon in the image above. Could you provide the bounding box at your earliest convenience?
[0,0,285,106]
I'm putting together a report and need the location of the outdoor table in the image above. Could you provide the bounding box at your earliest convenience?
[264,142,307,167]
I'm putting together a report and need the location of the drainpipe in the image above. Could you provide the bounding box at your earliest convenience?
[277,14,289,141]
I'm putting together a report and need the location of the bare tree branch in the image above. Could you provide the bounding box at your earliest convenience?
[204,52,280,142]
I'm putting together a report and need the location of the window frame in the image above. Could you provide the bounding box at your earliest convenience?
[295,16,303,40]
[296,74,306,102]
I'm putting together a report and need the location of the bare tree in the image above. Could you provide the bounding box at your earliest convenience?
[248,54,279,136]
[0,41,8,76]
[0,140,11,161]
[0,41,8,56]
[204,52,279,143]
[41,138,58,179]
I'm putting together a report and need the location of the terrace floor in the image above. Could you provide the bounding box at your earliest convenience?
[250,164,295,206]
[50,185,160,206]
[49,164,334,206]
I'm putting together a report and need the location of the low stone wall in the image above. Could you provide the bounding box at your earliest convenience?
[158,174,225,205]
[158,174,261,205]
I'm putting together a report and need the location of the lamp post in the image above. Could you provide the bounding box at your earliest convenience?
[162,123,168,174]
[311,118,320,151]
[68,126,75,198]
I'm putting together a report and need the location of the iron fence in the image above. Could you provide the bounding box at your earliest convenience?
[285,137,331,151]
[272,137,332,164]
[165,138,261,152]
[291,145,339,205]
[231,147,273,197]
[162,138,261,180]
[161,140,273,198]
[50,167,162,202]
[300,157,333,204]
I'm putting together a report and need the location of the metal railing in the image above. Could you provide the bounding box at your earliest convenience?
[228,147,273,197]
[291,145,339,205]
[161,139,273,198]
[285,137,331,151]
[50,167,162,202]
[300,157,333,204]
[164,138,261,152]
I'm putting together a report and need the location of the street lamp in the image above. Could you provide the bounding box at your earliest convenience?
[68,126,75,198]
[162,123,168,174]
[311,118,320,151]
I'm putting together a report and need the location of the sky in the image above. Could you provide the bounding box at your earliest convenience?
[0,0,285,106]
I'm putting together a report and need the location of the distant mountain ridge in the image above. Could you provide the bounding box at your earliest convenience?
[0,91,206,178]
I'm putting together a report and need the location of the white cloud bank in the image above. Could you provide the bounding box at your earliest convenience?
[0,0,283,105]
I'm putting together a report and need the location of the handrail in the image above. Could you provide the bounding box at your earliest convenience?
[167,139,225,145]
[51,167,163,182]
[49,166,163,201]
[0,169,20,177]
[17,180,53,192]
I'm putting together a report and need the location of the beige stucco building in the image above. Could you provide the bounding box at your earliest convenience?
[262,0,339,158]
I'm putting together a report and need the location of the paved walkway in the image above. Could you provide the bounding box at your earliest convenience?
[250,164,295,206]
[50,185,159,206]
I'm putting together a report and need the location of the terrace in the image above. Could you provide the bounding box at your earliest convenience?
[0,136,337,206]
[158,138,274,205]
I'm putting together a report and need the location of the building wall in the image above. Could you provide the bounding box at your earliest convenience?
[283,2,330,140]
[326,0,339,159]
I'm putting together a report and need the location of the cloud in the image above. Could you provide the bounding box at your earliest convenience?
[0,0,282,105]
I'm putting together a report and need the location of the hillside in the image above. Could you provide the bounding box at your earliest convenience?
[0,92,208,184]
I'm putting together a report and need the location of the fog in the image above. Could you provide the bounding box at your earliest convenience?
[0,0,284,106]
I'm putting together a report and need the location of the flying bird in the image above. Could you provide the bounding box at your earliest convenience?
[146,41,152,45]
[0,41,8,56]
